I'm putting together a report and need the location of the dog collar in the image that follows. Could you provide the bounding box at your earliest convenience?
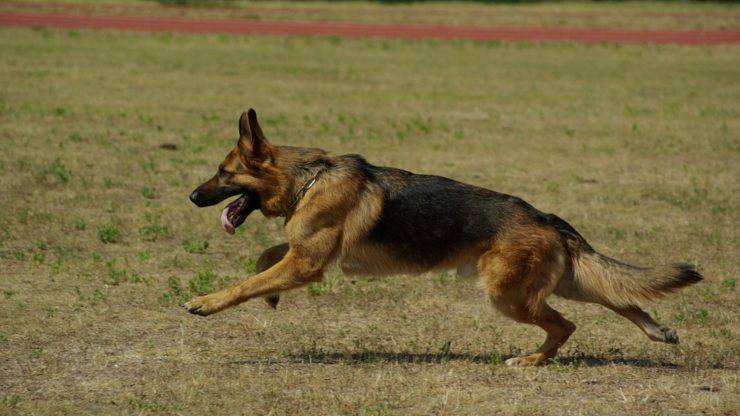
[285,170,323,219]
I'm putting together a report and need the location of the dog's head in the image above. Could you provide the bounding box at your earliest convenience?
[189,109,326,234]
[189,109,282,233]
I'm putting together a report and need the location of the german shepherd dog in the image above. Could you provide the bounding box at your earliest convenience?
[185,109,702,366]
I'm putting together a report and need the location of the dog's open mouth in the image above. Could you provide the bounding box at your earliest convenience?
[220,192,260,235]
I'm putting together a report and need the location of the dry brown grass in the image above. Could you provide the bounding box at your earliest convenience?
[0,19,738,415]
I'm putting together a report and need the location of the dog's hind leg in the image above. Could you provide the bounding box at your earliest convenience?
[496,301,576,366]
[256,243,289,309]
[604,304,679,344]
[482,227,575,366]
[554,277,679,344]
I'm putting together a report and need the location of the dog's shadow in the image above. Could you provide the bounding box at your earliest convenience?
[291,350,679,368]
[228,350,701,369]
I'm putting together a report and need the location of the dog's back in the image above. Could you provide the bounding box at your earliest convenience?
[337,154,567,272]
[335,155,532,275]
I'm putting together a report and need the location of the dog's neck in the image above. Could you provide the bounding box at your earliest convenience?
[278,157,333,220]
[283,168,325,221]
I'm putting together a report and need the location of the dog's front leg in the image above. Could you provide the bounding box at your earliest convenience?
[184,223,341,316]
[183,252,323,316]
[256,243,289,309]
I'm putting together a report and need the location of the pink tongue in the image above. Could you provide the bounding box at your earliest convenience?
[220,205,236,235]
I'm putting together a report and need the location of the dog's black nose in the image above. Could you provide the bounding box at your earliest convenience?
[189,191,200,204]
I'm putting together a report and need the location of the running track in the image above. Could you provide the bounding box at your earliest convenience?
[1,11,739,45]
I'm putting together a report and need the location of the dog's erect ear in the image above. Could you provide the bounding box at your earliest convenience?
[238,109,271,161]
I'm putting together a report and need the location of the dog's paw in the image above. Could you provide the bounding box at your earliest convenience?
[660,326,679,344]
[182,294,226,316]
[505,353,549,367]
[647,325,680,344]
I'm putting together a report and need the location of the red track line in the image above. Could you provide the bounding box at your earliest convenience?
[5,1,740,20]
[1,12,739,45]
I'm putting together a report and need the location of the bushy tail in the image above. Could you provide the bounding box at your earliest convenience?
[544,213,702,307]
[570,251,702,307]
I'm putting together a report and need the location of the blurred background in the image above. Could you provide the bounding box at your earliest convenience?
[1,1,738,415]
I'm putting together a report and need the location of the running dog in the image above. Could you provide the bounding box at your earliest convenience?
[185,109,701,366]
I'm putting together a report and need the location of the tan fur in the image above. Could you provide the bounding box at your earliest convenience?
[482,225,565,314]
[476,223,575,365]
[556,252,696,307]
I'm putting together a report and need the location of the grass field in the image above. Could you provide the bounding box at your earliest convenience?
[0,16,739,415]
